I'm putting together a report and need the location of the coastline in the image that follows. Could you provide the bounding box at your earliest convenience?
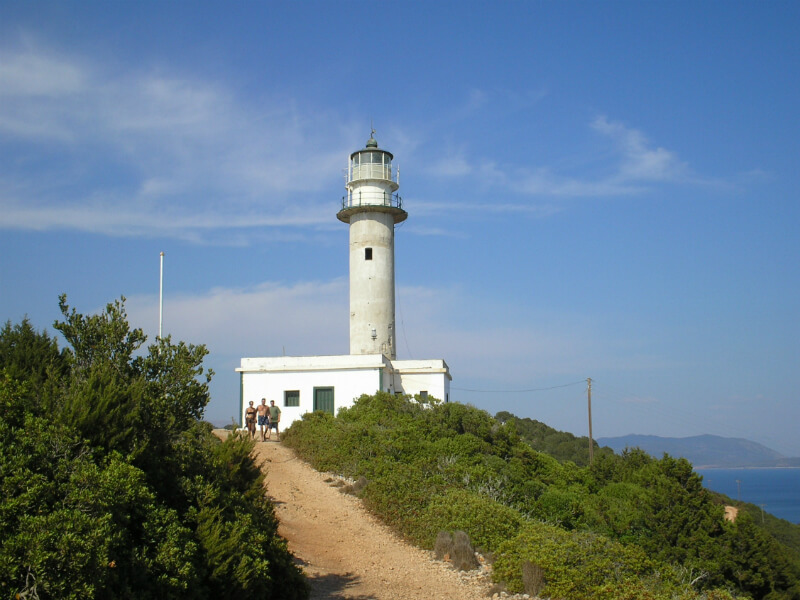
[694,465,800,470]
[695,467,800,524]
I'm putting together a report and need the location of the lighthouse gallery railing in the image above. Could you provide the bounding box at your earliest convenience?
[341,190,403,211]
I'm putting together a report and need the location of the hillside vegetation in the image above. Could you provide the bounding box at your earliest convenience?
[284,393,800,600]
[0,298,307,600]
[495,411,615,467]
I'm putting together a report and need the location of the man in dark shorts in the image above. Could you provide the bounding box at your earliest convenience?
[256,398,270,442]
[267,399,281,441]
[244,400,257,439]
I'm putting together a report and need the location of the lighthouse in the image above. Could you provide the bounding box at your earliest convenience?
[238,129,450,430]
[337,131,406,359]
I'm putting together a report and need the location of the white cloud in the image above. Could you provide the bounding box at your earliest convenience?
[124,279,350,422]
[0,39,715,241]
[430,154,473,177]
[411,198,563,219]
[512,166,646,197]
[441,87,547,125]
[0,195,332,241]
[427,114,697,201]
[123,277,667,382]
[117,276,677,425]
[0,49,87,97]
[402,225,468,238]
[0,41,355,239]
[126,279,349,357]
[591,115,688,182]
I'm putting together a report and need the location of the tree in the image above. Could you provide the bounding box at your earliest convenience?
[52,296,213,471]
[0,318,67,410]
[0,297,308,599]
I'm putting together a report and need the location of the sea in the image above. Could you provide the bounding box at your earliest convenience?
[695,468,800,524]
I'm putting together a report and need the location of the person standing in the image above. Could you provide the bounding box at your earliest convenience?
[267,399,281,441]
[256,398,270,442]
[244,400,257,439]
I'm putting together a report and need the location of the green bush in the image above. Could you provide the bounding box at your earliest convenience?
[284,391,797,599]
[496,411,615,467]
[493,522,658,599]
[581,481,652,542]
[359,457,444,540]
[420,488,525,552]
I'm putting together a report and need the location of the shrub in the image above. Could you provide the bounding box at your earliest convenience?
[420,488,525,552]
[493,522,656,599]
[284,390,796,598]
[492,523,743,600]
[531,487,585,528]
[359,459,442,540]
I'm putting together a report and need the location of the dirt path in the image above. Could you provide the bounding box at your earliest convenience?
[251,439,494,600]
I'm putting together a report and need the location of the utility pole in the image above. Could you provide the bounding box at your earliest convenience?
[587,377,594,464]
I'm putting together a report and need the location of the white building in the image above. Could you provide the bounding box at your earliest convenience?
[237,132,451,429]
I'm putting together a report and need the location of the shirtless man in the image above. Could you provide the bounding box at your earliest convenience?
[256,398,270,442]
[244,400,257,439]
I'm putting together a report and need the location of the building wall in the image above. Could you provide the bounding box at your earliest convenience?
[238,355,388,430]
[237,355,451,430]
[390,359,451,403]
[240,366,383,430]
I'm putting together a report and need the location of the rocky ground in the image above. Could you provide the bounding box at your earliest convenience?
[250,437,524,600]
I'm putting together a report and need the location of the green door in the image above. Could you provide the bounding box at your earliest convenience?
[313,387,335,415]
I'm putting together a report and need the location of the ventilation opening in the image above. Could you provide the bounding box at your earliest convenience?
[365,247,373,260]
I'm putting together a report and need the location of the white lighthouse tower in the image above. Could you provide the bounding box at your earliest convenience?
[237,129,450,430]
[337,131,406,359]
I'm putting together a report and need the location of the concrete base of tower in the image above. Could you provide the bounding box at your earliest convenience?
[236,354,451,430]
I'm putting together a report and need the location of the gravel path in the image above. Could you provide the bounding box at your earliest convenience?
[252,439,496,600]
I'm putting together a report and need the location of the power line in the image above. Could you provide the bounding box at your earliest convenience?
[452,380,586,394]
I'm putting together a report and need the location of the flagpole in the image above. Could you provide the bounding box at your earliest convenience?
[159,252,164,340]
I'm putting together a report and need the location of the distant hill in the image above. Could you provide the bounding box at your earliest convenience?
[597,434,800,468]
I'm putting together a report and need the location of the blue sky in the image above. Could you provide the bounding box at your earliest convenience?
[2,1,799,454]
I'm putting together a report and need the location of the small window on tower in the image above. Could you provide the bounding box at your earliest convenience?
[365,248,373,260]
